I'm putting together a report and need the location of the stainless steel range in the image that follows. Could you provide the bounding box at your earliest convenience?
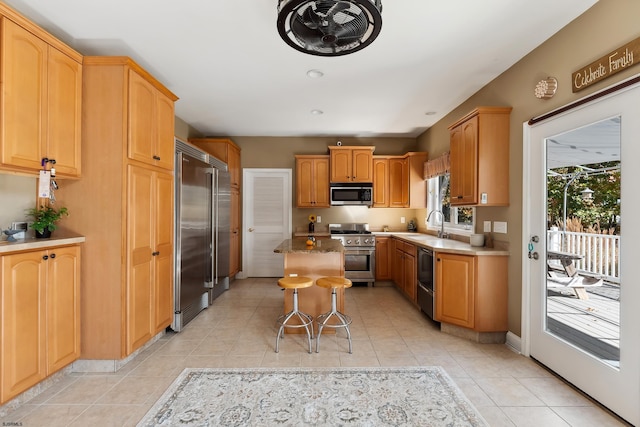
[329,223,376,286]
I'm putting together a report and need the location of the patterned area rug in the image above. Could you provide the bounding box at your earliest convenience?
[137,367,487,426]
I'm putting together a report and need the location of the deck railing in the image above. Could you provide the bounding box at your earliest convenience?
[547,227,620,283]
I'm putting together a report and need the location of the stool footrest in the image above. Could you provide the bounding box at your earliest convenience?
[276,312,314,329]
[316,312,352,327]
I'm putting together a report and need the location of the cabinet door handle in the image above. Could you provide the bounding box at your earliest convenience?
[152,251,160,256]
[153,155,161,160]
[42,255,49,260]
[50,253,56,259]
[436,258,441,262]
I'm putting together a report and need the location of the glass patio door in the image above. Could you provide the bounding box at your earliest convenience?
[524,82,639,425]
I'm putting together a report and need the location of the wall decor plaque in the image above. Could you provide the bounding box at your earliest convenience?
[572,36,640,92]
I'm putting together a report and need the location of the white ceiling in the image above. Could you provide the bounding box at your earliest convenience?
[5,0,598,138]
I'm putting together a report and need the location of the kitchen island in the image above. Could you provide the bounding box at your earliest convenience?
[274,238,345,333]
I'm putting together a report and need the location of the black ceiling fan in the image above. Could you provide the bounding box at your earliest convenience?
[277,0,383,56]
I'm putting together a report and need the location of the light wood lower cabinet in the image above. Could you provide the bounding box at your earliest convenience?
[392,238,417,302]
[375,236,392,280]
[126,166,174,354]
[0,245,80,404]
[435,252,508,331]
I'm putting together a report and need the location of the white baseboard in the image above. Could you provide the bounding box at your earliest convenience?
[506,331,522,354]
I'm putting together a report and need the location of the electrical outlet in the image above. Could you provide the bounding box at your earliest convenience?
[483,221,492,232]
[493,221,508,233]
[316,215,321,223]
[400,217,405,224]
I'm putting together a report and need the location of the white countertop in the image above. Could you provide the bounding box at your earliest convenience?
[374,232,509,256]
[0,232,86,254]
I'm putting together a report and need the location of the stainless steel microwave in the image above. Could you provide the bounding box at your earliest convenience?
[330,184,373,206]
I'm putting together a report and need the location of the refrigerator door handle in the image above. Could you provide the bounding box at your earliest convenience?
[213,170,219,285]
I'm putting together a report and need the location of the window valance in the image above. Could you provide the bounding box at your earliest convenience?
[423,151,450,179]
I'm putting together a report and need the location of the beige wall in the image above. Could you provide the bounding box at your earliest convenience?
[175,116,203,141]
[416,0,640,336]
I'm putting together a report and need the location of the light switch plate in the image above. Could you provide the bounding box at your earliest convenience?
[316,215,321,223]
[481,193,488,204]
[400,217,406,224]
[483,221,492,232]
[493,221,508,233]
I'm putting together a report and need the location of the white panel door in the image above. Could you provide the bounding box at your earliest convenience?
[523,81,640,425]
[243,169,291,277]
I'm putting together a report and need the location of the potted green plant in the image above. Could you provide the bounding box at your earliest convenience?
[27,205,69,238]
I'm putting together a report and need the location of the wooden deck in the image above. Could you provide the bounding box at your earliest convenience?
[546,282,620,366]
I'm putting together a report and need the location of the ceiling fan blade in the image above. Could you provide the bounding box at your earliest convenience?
[325,1,352,17]
[299,3,321,28]
[291,17,325,46]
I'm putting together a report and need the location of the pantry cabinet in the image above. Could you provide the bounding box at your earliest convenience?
[392,238,417,303]
[0,7,82,178]
[56,57,177,361]
[329,146,374,183]
[435,252,508,331]
[294,155,330,208]
[448,107,511,206]
[189,138,243,277]
[0,245,80,404]
[373,152,427,208]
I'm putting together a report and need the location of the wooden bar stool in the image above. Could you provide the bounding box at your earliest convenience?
[276,276,314,353]
[315,276,353,353]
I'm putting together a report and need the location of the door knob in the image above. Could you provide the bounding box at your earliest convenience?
[248,228,255,232]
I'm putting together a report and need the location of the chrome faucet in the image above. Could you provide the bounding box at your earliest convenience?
[426,210,447,239]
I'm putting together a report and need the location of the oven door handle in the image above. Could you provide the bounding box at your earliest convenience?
[344,249,375,255]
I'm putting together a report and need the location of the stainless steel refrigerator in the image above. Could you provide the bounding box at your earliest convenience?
[172,140,230,332]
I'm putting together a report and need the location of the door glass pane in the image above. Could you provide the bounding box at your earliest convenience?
[545,117,621,368]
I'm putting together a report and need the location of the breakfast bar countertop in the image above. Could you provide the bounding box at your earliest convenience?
[274,238,344,254]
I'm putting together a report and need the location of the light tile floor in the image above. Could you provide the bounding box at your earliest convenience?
[1,278,629,426]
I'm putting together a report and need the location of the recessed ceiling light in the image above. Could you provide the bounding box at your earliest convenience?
[310,109,324,115]
[425,111,437,116]
[307,69,324,78]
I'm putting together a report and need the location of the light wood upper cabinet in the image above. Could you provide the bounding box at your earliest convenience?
[0,15,82,177]
[374,152,427,208]
[189,138,241,189]
[329,146,374,183]
[295,155,330,208]
[388,157,409,208]
[435,252,508,332]
[372,157,389,207]
[128,70,175,170]
[448,107,511,206]
[1,245,80,404]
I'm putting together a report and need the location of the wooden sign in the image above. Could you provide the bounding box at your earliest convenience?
[572,36,640,92]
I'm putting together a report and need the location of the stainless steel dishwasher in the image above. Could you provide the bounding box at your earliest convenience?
[417,247,437,321]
